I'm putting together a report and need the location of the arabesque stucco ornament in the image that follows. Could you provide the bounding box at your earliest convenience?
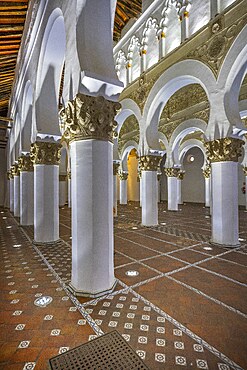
[202,164,211,178]
[164,168,180,177]
[119,171,128,180]
[18,154,33,172]
[12,163,20,176]
[204,137,244,163]
[30,142,62,165]
[139,155,161,171]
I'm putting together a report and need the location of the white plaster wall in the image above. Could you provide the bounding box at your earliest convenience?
[165,7,181,54]
[181,147,204,203]
[189,0,210,36]
[0,149,6,206]
[132,46,141,81]
[220,0,236,12]
[127,156,140,201]
[146,28,159,69]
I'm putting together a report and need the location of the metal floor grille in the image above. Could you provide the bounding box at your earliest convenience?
[49,330,149,370]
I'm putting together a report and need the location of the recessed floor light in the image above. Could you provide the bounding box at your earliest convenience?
[205,216,210,219]
[6,226,12,229]
[161,222,166,225]
[239,238,245,242]
[132,227,138,230]
[34,296,53,307]
[1,211,4,214]
[69,237,72,239]
[126,270,139,276]
[3,217,7,219]
[203,246,213,251]
[13,244,21,248]
[163,211,166,213]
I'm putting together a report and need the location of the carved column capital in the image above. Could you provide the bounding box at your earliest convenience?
[12,163,20,176]
[113,162,120,175]
[7,169,13,180]
[67,171,71,179]
[30,141,62,165]
[18,154,34,172]
[139,155,161,171]
[157,173,162,181]
[243,166,247,176]
[177,171,185,180]
[119,171,128,181]
[204,138,244,163]
[61,94,121,144]
[202,164,211,178]
[164,168,179,177]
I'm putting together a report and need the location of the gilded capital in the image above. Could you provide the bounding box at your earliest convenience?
[165,168,179,177]
[243,166,247,176]
[139,155,161,171]
[67,171,71,179]
[18,154,33,172]
[202,165,211,178]
[61,94,121,143]
[12,163,20,177]
[30,141,62,165]
[7,169,13,180]
[177,171,185,180]
[113,162,120,175]
[119,171,128,180]
[204,138,244,163]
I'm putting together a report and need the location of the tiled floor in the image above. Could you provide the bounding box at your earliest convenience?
[0,202,246,369]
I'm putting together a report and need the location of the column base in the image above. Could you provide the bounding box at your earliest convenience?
[209,240,241,248]
[32,239,62,247]
[68,279,117,298]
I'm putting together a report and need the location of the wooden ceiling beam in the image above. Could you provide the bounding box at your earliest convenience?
[0,18,26,24]
[0,5,27,10]
[0,26,24,32]
[0,11,27,16]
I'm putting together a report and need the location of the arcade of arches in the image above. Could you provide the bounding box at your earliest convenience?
[0,0,247,369]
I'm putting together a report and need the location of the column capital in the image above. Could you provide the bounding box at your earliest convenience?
[139,155,161,171]
[67,171,71,179]
[61,94,120,144]
[7,169,13,179]
[30,141,62,165]
[164,167,179,177]
[12,163,20,177]
[113,161,120,175]
[204,137,244,163]
[243,166,247,176]
[202,164,211,178]
[157,173,162,181]
[18,154,34,172]
[177,171,185,180]
[119,171,128,180]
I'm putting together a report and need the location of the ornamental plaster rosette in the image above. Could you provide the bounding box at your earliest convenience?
[204,137,244,163]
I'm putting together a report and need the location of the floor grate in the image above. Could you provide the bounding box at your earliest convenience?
[49,330,149,369]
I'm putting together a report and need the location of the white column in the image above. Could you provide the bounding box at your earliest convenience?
[5,172,10,208]
[211,161,239,247]
[68,173,71,208]
[140,49,147,73]
[20,171,34,225]
[14,172,20,217]
[34,164,59,242]
[10,176,14,212]
[205,177,211,207]
[167,176,178,211]
[210,0,220,17]
[180,11,189,42]
[120,179,128,204]
[59,175,67,207]
[113,162,119,217]
[177,179,182,205]
[31,141,61,243]
[126,62,132,84]
[157,174,161,203]
[139,176,142,207]
[159,32,166,59]
[142,171,158,226]
[69,139,115,297]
